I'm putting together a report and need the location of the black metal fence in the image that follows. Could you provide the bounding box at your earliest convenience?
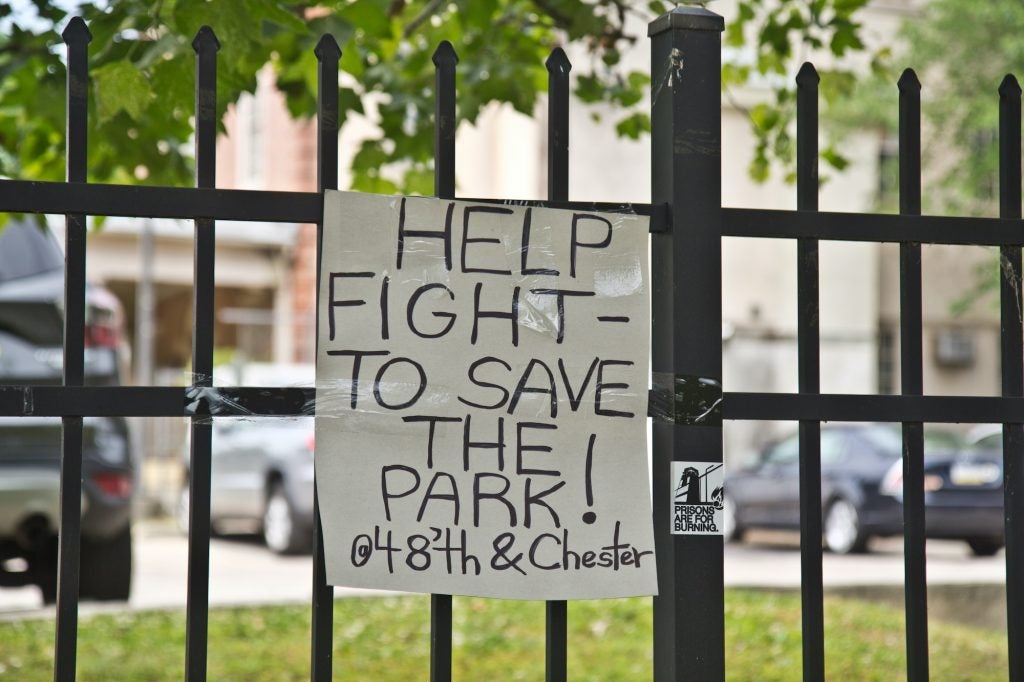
[2,5,1023,681]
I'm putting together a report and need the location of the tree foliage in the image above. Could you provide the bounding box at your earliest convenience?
[0,0,878,192]
[723,0,889,183]
[905,0,1024,216]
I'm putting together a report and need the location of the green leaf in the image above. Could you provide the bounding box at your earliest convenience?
[340,86,364,116]
[339,40,364,78]
[822,145,850,171]
[615,112,651,139]
[337,0,393,38]
[92,62,152,123]
[830,22,864,56]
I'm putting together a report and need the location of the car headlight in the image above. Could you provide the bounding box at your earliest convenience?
[880,461,942,496]
[880,461,903,497]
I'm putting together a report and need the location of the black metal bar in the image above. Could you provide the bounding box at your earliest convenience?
[185,26,219,682]
[0,179,323,222]
[431,39,457,682]
[433,41,458,199]
[722,207,1024,246]
[896,68,929,682]
[7,386,1024,424]
[546,47,570,200]
[0,385,199,416]
[544,45,571,682]
[649,8,725,680]
[0,385,310,416]
[795,62,824,682]
[0,178,672,228]
[723,392,1024,423]
[311,33,340,682]
[999,73,1024,682]
[53,18,90,682]
[14,173,1024,245]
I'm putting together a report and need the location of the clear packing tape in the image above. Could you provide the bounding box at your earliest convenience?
[180,371,721,427]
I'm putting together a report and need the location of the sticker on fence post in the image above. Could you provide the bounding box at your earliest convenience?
[314,191,656,600]
[671,462,724,535]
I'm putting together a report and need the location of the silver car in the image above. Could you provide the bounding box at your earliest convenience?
[178,364,314,554]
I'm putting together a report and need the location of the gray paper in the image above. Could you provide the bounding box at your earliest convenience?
[315,191,656,600]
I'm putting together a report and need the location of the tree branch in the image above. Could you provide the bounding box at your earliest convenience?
[403,0,444,37]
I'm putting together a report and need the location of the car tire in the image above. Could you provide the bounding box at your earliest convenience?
[824,497,868,555]
[722,494,744,543]
[79,525,132,601]
[263,481,307,555]
[31,538,58,605]
[966,537,1003,557]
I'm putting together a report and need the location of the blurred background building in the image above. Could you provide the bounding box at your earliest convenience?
[68,0,1001,508]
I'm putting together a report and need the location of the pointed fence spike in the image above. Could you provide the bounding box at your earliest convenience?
[546,47,571,74]
[432,40,459,66]
[898,68,921,92]
[1000,74,1022,97]
[62,16,92,44]
[192,25,221,53]
[796,62,819,86]
[315,33,341,61]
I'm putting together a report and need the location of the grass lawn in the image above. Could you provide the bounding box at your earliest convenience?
[0,590,1007,680]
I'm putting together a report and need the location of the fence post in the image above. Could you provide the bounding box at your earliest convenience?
[648,7,724,681]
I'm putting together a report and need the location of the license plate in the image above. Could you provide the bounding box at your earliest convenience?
[950,462,1000,486]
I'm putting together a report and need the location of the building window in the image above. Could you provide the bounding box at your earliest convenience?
[235,91,264,188]
[876,136,898,212]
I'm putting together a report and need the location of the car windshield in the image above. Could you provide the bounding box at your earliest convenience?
[857,424,903,456]
[858,423,963,456]
[923,428,964,452]
[0,220,63,283]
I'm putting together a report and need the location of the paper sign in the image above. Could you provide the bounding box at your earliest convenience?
[670,461,724,535]
[315,191,656,600]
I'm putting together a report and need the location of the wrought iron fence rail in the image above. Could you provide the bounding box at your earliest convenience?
[723,207,1024,246]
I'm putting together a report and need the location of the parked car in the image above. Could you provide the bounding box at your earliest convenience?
[724,423,1004,556]
[0,219,134,603]
[178,364,314,555]
[884,426,1004,556]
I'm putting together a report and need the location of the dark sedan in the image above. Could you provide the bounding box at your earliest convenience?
[908,424,1005,556]
[724,423,1003,556]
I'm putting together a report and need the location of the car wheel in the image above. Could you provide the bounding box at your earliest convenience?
[824,498,868,555]
[967,537,1003,557]
[79,525,132,601]
[722,495,744,543]
[30,537,58,605]
[263,481,306,555]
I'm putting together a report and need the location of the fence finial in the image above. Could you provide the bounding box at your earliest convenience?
[898,68,921,92]
[192,25,221,53]
[62,16,92,44]
[546,47,571,74]
[315,34,341,61]
[432,40,459,66]
[1000,74,1022,98]
[796,62,819,86]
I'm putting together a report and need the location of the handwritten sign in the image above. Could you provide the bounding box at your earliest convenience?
[315,191,656,600]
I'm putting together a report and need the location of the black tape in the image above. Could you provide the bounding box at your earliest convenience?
[184,386,316,418]
[648,374,722,426]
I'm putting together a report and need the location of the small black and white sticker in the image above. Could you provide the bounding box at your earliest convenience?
[671,461,724,535]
